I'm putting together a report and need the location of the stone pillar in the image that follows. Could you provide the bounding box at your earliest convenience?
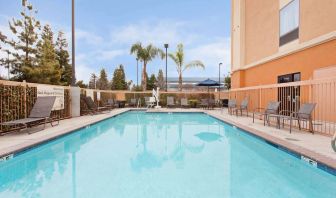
[70,86,81,117]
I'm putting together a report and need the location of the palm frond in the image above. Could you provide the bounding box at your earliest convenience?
[184,60,205,71]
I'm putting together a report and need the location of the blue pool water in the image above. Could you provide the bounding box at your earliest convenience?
[0,111,335,198]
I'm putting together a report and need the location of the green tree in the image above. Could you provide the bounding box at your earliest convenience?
[56,31,72,85]
[224,75,231,90]
[130,42,164,91]
[8,0,41,81]
[75,80,87,88]
[169,43,205,91]
[89,73,97,89]
[26,25,61,84]
[147,74,157,90]
[111,64,127,90]
[156,69,165,90]
[97,68,109,90]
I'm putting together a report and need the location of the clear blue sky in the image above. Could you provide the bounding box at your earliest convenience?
[0,0,231,83]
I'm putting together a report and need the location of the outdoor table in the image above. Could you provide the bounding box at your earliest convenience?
[188,99,198,108]
[116,100,126,108]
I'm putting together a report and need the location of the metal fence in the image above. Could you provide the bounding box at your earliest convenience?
[228,78,336,136]
[1,78,335,136]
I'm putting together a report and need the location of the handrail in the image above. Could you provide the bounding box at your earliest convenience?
[332,132,336,152]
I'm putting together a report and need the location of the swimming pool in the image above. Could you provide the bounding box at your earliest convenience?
[0,111,335,198]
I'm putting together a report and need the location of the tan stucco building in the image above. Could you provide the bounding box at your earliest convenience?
[231,0,336,88]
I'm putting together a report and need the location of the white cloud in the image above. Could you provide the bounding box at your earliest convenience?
[185,37,231,76]
[75,53,96,83]
[76,28,103,45]
[110,20,198,46]
[96,49,126,61]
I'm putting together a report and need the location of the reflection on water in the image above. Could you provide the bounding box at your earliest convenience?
[194,132,222,142]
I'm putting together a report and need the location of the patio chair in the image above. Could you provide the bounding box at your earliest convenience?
[236,97,249,116]
[228,99,237,115]
[208,99,216,109]
[1,96,58,134]
[278,103,316,133]
[180,98,190,108]
[129,98,137,107]
[253,101,281,126]
[200,99,208,109]
[103,99,116,110]
[145,97,155,108]
[84,96,107,114]
[167,96,175,108]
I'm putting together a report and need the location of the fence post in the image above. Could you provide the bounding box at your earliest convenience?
[70,86,81,117]
[23,80,27,118]
[259,88,262,108]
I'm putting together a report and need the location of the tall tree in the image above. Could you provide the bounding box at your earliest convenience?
[97,68,109,90]
[111,64,127,90]
[156,69,165,90]
[0,31,6,49]
[130,42,164,91]
[169,43,205,91]
[224,75,231,90]
[147,74,157,90]
[88,73,97,89]
[75,80,87,88]
[56,31,72,85]
[26,25,61,84]
[8,0,41,81]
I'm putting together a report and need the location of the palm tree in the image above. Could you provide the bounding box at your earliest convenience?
[169,43,205,91]
[130,42,164,91]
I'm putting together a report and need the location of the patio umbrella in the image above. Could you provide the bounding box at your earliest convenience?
[197,78,220,101]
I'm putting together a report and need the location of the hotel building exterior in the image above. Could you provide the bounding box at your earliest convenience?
[231,0,336,88]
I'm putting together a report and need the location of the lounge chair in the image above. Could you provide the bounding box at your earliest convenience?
[277,103,316,133]
[253,101,281,126]
[180,98,189,108]
[236,97,249,116]
[228,99,237,115]
[167,96,175,108]
[200,99,208,109]
[84,96,107,114]
[1,96,58,134]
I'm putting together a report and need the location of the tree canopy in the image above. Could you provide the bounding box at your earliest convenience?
[111,64,127,90]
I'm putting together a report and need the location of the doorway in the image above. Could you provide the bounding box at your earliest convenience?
[277,73,301,115]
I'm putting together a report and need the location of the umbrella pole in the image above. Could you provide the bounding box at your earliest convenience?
[208,86,210,109]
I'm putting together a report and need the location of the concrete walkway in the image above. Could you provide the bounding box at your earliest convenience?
[0,108,335,169]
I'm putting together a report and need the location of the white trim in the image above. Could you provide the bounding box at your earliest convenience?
[232,31,336,72]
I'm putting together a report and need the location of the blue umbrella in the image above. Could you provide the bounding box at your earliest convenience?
[197,79,220,102]
[197,78,220,87]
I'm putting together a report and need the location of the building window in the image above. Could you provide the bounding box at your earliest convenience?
[279,0,299,46]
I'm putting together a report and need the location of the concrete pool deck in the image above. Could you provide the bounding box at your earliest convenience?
[0,108,335,170]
